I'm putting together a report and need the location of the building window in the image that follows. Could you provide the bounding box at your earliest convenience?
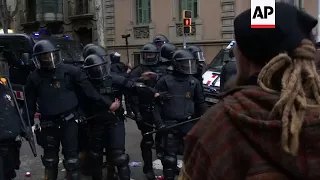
[179,0,198,20]
[135,0,151,25]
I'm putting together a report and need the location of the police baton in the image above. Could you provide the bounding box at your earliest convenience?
[143,116,201,136]
[124,114,155,128]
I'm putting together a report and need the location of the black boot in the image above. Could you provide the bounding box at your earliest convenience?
[142,150,155,180]
[44,168,58,180]
[163,168,175,180]
[117,164,131,180]
[106,165,116,180]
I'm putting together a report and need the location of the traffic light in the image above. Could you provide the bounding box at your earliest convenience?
[182,10,192,34]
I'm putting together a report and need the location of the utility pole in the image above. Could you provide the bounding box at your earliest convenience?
[95,0,105,47]
[182,10,192,49]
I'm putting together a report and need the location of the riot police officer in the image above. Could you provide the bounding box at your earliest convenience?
[159,43,178,75]
[110,52,130,76]
[129,43,164,179]
[187,46,207,84]
[153,34,169,51]
[0,56,22,180]
[154,42,178,158]
[25,40,119,180]
[83,54,133,180]
[154,49,207,180]
[220,47,237,92]
[109,51,134,119]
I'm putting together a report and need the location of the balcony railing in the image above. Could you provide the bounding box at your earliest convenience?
[19,10,36,24]
[68,0,94,19]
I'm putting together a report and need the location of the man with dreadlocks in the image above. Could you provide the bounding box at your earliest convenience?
[179,2,320,180]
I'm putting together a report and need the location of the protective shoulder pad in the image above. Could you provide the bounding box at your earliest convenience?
[29,70,42,87]
[163,74,174,89]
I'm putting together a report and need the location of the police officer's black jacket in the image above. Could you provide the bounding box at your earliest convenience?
[111,62,129,77]
[129,65,167,113]
[154,73,207,121]
[82,73,137,116]
[25,64,113,123]
[0,82,21,141]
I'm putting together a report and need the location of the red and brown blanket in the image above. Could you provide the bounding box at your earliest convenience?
[179,85,320,180]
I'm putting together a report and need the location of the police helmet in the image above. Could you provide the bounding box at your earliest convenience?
[160,43,177,63]
[82,45,108,60]
[33,40,62,69]
[172,49,197,75]
[109,52,121,63]
[82,43,96,58]
[187,46,205,62]
[153,34,169,50]
[140,43,159,66]
[83,54,111,80]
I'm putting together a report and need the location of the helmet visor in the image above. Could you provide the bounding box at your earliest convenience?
[86,63,110,79]
[34,51,62,69]
[155,41,165,50]
[140,52,159,65]
[0,60,9,77]
[176,60,197,74]
[196,52,205,62]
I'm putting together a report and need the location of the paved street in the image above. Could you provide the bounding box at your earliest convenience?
[14,118,181,180]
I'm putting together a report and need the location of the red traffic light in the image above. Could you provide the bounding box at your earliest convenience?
[183,18,191,26]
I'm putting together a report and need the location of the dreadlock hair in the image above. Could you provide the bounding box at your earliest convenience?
[257,39,320,156]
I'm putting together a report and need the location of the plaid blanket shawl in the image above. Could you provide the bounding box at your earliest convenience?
[179,85,320,180]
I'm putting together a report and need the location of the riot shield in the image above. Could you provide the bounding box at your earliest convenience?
[0,50,37,157]
[6,77,37,157]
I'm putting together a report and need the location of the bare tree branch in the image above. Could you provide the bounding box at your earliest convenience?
[10,0,20,18]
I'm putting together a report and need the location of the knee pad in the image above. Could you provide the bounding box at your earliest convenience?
[109,150,129,166]
[63,158,80,171]
[141,137,154,149]
[162,156,177,167]
[44,135,60,149]
[41,156,59,168]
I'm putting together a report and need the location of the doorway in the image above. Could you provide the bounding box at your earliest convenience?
[74,27,92,45]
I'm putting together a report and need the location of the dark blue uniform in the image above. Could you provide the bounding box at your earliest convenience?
[129,64,166,178]
[25,64,112,180]
[154,73,207,180]
[84,73,135,180]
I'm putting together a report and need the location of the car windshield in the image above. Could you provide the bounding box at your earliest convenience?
[208,49,231,71]
[34,39,83,62]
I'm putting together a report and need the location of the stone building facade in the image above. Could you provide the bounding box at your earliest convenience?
[15,0,318,65]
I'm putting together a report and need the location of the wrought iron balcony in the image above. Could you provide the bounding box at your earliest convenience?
[68,0,94,20]
[19,10,37,25]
